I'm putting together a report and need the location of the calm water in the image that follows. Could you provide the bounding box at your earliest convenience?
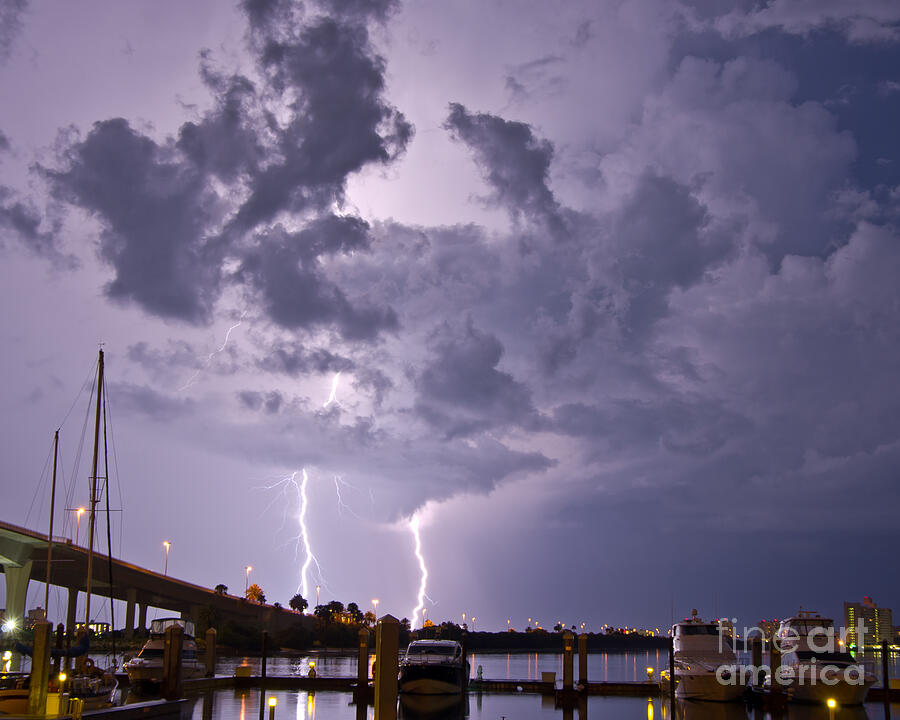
[186,651,900,720]
[186,689,900,720]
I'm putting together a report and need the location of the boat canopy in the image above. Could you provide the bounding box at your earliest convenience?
[150,618,195,636]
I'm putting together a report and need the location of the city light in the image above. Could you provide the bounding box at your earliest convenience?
[827,698,837,709]
[163,541,171,576]
[245,565,252,592]
[372,598,379,620]
[2,619,17,632]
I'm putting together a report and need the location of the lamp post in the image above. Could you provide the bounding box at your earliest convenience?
[372,598,379,621]
[316,585,320,608]
[472,617,476,631]
[245,565,252,593]
[507,618,511,631]
[163,541,171,576]
[74,507,86,545]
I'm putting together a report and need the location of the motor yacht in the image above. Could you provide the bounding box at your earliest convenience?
[399,640,468,695]
[671,611,747,701]
[123,618,206,693]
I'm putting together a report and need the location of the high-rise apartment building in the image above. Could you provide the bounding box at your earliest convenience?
[844,596,893,647]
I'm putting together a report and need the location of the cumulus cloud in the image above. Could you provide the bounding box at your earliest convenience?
[415,319,542,438]
[445,103,566,237]
[42,0,410,339]
[706,0,900,43]
[0,0,26,62]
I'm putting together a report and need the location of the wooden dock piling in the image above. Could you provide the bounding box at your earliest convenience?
[27,620,52,716]
[577,634,588,686]
[374,615,399,720]
[162,623,184,701]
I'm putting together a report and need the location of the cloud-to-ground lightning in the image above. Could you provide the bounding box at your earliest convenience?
[258,468,326,604]
[179,310,247,391]
[410,514,429,630]
[297,468,323,601]
[323,371,342,407]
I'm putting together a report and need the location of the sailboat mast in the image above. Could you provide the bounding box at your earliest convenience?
[43,429,59,614]
[84,349,104,628]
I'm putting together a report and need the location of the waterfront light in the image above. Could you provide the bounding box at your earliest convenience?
[372,598,379,619]
[646,667,654,681]
[245,565,252,592]
[163,541,171,576]
[268,695,277,720]
[826,698,836,708]
[2,618,16,632]
[75,507,86,544]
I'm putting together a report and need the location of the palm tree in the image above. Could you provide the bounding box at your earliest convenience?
[289,593,309,613]
[245,583,266,603]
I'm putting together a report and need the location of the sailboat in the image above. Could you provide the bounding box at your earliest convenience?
[0,350,118,714]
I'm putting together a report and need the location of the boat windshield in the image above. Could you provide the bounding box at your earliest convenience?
[793,651,856,663]
[678,625,719,635]
[150,618,195,636]
[407,645,457,656]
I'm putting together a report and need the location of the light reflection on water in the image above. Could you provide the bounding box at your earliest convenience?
[188,690,899,720]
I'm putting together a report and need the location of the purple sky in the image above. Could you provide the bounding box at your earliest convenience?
[2,0,900,633]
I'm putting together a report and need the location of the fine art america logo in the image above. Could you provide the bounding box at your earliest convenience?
[713,619,870,687]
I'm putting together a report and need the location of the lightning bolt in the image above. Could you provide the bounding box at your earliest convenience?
[410,514,428,630]
[297,468,324,601]
[179,310,247,391]
[332,475,363,519]
[323,371,342,407]
[259,469,325,602]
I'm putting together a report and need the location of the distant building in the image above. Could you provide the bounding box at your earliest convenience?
[25,607,46,629]
[75,621,110,635]
[844,597,893,648]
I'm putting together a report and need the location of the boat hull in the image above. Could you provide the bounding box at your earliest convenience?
[675,672,747,702]
[399,664,466,695]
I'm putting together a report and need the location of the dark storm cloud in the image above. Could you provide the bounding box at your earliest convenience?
[238,389,284,414]
[228,15,412,232]
[415,319,542,438]
[258,343,355,376]
[709,1,900,43]
[0,186,73,266]
[0,0,26,62]
[504,55,565,103]
[606,172,732,337]
[108,382,194,421]
[41,0,411,341]
[44,118,222,322]
[239,219,398,339]
[0,130,10,153]
[444,103,565,236]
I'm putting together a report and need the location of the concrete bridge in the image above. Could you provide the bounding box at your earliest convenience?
[0,519,301,640]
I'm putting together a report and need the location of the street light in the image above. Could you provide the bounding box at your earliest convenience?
[507,618,511,631]
[163,541,171,576]
[75,507,86,545]
[245,565,252,592]
[316,585,320,608]
[472,617,476,631]
[372,598,379,621]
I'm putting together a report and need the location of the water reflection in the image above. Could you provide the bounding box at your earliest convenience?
[398,693,467,720]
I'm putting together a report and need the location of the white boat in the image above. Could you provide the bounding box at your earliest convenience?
[672,611,747,702]
[399,640,468,695]
[124,618,206,692]
[766,611,875,705]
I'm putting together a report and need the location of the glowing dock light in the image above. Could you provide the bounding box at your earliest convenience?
[268,695,277,719]
[827,698,837,708]
[410,514,428,629]
[646,667,654,681]
[2,619,17,632]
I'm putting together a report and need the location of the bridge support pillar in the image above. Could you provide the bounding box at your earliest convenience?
[4,560,33,671]
[138,602,147,633]
[66,586,78,634]
[125,588,137,639]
